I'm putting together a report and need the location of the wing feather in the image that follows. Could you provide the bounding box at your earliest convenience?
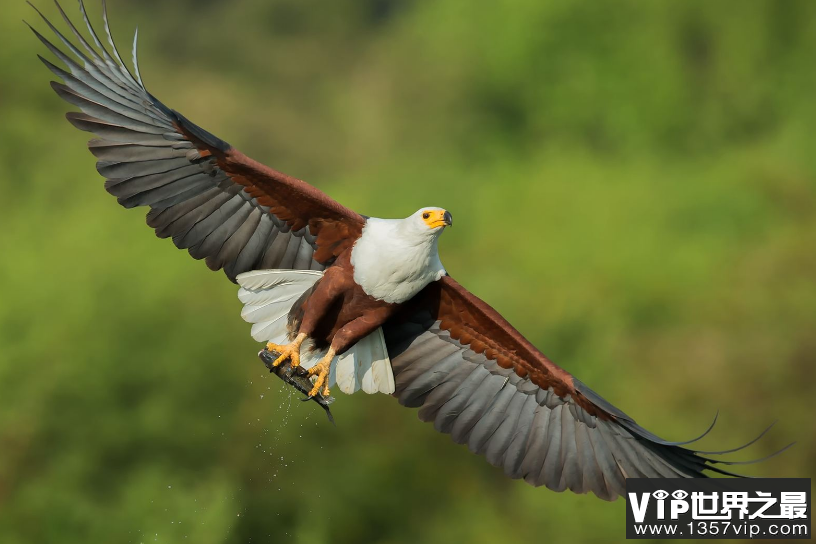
[382,276,783,500]
[31,1,364,282]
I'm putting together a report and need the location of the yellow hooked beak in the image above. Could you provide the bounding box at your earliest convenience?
[422,209,453,229]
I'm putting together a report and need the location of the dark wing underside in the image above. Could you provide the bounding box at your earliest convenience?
[382,276,787,501]
[30,1,364,282]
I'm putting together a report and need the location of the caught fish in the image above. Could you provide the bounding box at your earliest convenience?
[258,349,336,424]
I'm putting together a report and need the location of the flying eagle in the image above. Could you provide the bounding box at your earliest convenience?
[29,1,784,501]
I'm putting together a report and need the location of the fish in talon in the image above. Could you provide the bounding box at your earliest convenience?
[258,350,335,425]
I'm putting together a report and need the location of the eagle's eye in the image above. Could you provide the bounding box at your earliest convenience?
[422,212,430,219]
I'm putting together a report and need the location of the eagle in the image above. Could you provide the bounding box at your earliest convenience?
[28,1,784,501]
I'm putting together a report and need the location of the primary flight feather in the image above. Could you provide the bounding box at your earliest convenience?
[29,0,787,501]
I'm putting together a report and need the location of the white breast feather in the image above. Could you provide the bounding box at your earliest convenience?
[350,218,447,304]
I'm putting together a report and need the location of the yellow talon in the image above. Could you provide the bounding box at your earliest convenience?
[307,348,335,397]
[307,361,330,397]
[266,333,306,368]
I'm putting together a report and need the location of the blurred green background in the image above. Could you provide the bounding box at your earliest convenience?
[1,0,814,542]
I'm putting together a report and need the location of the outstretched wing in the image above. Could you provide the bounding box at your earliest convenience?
[29,1,364,281]
[383,275,784,500]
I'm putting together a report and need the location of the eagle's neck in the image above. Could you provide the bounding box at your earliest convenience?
[350,218,446,304]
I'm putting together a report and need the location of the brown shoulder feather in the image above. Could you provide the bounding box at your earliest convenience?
[176,123,365,266]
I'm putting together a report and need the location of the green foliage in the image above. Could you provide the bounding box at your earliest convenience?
[1,1,814,542]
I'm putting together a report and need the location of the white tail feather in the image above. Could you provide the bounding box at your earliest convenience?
[363,330,395,394]
[238,278,312,305]
[242,301,291,325]
[237,269,322,290]
[334,351,358,394]
[249,314,289,343]
[236,269,394,395]
[334,329,395,395]
[238,270,323,342]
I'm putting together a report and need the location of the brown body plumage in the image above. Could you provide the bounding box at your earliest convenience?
[289,251,399,354]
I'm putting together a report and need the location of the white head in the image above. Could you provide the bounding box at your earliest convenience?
[400,207,453,238]
[351,207,451,303]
